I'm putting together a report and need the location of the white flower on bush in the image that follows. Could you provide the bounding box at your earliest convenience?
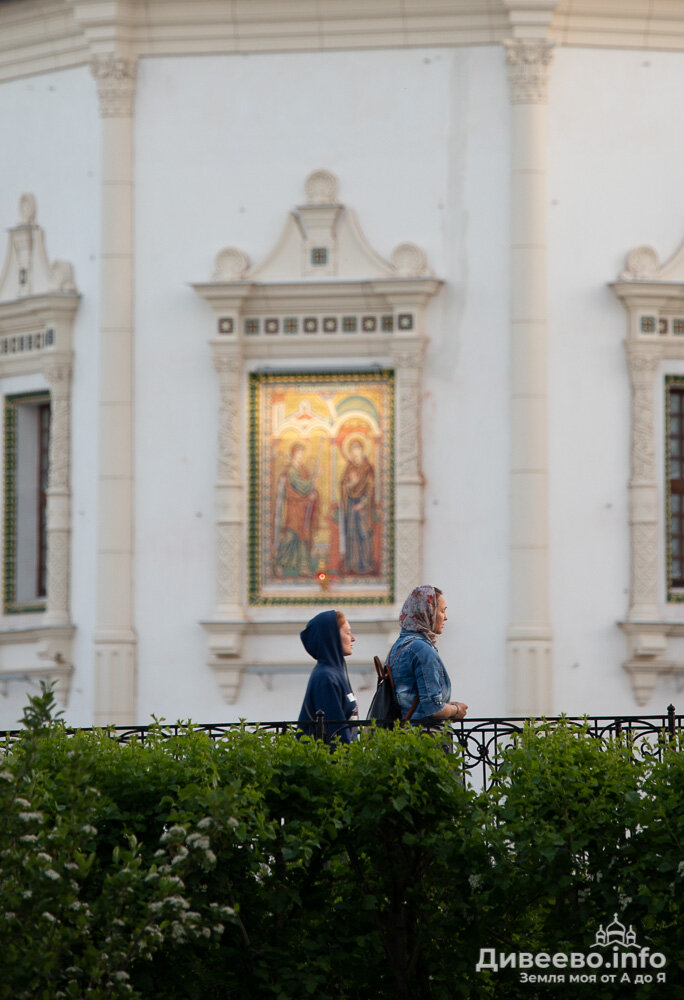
[160,825,187,844]
[186,833,211,850]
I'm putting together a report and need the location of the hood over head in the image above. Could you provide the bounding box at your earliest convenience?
[300,609,345,672]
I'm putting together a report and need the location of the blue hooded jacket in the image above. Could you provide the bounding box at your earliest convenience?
[297,610,358,744]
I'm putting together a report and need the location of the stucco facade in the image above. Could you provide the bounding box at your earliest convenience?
[1,0,683,729]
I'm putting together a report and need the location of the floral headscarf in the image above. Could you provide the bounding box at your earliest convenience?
[399,585,441,646]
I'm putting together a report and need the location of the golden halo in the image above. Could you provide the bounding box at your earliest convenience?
[341,434,368,462]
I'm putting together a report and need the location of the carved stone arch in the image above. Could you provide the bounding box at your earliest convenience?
[193,170,443,704]
[0,195,80,705]
[612,233,684,705]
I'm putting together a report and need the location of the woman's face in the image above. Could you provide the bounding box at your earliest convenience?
[339,616,355,656]
[434,594,448,635]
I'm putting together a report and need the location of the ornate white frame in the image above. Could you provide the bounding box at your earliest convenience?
[612,240,684,705]
[193,170,442,703]
[0,194,79,705]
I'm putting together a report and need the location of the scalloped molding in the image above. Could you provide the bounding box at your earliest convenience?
[612,234,684,705]
[193,170,442,704]
[0,195,79,706]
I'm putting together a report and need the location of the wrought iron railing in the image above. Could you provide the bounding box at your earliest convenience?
[1,705,680,789]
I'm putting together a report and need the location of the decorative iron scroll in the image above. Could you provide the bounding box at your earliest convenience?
[1,710,678,791]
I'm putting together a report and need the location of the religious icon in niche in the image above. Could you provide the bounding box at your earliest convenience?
[248,370,394,605]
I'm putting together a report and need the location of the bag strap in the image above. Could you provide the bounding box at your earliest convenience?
[377,639,420,722]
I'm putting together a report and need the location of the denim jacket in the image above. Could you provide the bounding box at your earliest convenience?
[388,629,451,721]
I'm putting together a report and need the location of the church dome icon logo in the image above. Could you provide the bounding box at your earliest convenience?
[592,914,638,951]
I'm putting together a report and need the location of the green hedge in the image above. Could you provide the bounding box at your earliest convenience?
[0,685,682,999]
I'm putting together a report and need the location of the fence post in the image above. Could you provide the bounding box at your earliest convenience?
[316,710,326,742]
[667,704,676,743]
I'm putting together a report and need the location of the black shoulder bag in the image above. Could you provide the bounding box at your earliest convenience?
[366,640,419,727]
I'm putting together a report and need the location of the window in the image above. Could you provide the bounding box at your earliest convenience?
[666,377,684,597]
[613,238,684,703]
[3,391,51,613]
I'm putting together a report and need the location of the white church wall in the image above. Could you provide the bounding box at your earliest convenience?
[0,65,100,730]
[547,46,684,715]
[2,39,681,730]
[132,45,511,724]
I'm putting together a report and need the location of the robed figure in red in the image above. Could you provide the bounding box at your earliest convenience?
[273,442,320,577]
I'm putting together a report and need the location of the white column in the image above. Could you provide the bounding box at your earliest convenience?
[505,39,554,716]
[90,54,137,725]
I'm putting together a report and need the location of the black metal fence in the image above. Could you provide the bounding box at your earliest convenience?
[2,704,680,790]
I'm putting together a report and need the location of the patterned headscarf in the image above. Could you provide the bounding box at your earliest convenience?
[399,585,441,646]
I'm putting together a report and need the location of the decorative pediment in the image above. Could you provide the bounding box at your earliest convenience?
[0,193,76,302]
[611,232,684,358]
[193,170,441,346]
[228,168,430,283]
[613,236,684,316]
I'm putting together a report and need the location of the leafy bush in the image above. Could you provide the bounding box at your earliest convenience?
[0,687,681,999]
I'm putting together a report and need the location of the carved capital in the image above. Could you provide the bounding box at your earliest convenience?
[213,351,242,381]
[504,39,554,105]
[392,344,425,373]
[626,344,659,384]
[41,355,73,395]
[90,54,137,117]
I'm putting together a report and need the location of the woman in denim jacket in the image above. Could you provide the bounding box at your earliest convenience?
[389,585,468,724]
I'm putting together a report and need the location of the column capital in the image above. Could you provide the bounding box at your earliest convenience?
[625,342,660,382]
[504,39,554,105]
[41,353,73,392]
[90,53,138,117]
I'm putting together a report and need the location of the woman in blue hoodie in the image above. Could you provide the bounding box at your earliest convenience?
[297,609,358,744]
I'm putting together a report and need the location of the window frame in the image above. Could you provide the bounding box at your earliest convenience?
[3,391,52,614]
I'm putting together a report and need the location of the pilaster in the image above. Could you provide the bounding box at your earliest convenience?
[90,47,137,726]
[505,36,554,716]
[41,354,73,628]
[213,347,246,621]
[625,345,660,621]
[392,340,426,601]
